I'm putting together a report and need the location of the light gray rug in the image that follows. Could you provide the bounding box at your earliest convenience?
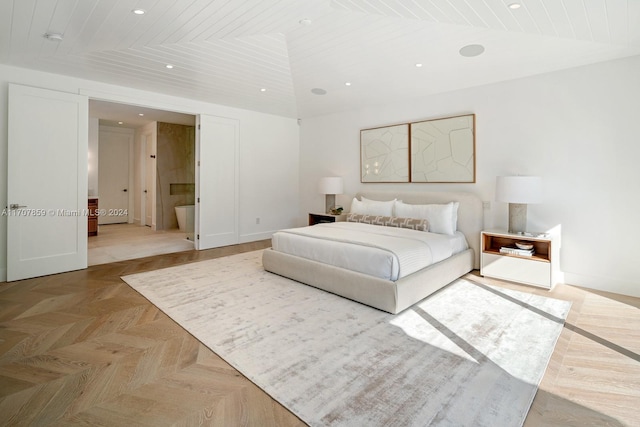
[122,250,571,427]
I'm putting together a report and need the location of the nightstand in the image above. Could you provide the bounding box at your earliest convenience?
[308,212,347,226]
[480,229,560,289]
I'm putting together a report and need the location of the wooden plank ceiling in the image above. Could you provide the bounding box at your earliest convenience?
[0,0,639,118]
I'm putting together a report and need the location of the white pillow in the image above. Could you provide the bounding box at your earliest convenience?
[394,201,459,235]
[361,196,400,215]
[350,198,367,214]
[350,197,396,216]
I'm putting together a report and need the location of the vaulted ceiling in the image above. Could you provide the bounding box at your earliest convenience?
[1,0,639,119]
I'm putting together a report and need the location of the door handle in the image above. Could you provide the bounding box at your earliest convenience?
[123,189,128,192]
[9,204,27,209]
[143,190,147,193]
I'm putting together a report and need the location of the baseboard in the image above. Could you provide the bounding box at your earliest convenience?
[564,272,639,298]
[0,267,6,283]
[239,231,275,244]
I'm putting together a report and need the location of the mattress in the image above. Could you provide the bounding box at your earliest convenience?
[271,222,468,281]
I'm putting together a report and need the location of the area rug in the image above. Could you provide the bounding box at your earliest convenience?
[121,250,571,427]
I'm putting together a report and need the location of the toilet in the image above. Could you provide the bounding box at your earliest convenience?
[174,205,195,233]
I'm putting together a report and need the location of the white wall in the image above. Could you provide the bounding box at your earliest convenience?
[0,64,300,281]
[300,55,640,298]
[239,115,300,243]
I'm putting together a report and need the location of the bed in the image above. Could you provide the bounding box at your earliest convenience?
[262,192,483,314]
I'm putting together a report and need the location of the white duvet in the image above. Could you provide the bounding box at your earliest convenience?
[271,222,468,281]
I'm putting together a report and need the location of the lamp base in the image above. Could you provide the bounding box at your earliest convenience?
[508,203,528,234]
[325,194,336,214]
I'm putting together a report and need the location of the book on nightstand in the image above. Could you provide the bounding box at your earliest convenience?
[499,246,535,256]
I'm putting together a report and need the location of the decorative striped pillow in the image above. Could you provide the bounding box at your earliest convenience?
[347,214,429,231]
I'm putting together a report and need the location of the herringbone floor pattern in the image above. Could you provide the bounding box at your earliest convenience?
[1,240,639,426]
[0,240,304,426]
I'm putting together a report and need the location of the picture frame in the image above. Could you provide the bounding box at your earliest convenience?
[360,123,409,183]
[410,114,476,183]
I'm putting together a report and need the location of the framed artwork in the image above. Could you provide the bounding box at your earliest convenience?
[410,114,475,183]
[360,123,409,183]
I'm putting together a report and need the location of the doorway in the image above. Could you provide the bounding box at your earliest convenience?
[7,86,239,280]
[88,100,197,265]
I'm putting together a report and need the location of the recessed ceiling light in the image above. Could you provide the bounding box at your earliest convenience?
[132,9,146,15]
[311,88,327,95]
[508,3,521,9]
[415,63,423,68]
[299,18,312,25]
[345,82,352,86]
[118,121,124,125]
[459,44,485,57]
[43,32,64,41]
[165,64,174,69]
[260,88,267,92]
[138,113,144,116]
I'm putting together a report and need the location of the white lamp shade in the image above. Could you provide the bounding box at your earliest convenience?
[318,177,344,195]
[496,176,542,204]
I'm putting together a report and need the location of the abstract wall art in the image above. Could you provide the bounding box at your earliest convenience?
[410,114,475,183]
[360,123,409,183]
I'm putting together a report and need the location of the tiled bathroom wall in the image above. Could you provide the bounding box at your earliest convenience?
[155,122,195,230]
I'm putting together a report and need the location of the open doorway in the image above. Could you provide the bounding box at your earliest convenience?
[88,100,197,265]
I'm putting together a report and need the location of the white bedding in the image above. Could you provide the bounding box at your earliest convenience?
[271,222,468,281]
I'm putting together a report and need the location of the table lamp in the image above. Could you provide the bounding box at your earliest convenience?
[495,176,542,234]
[318,177,344,214]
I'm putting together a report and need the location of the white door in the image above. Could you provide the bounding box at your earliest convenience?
[196,114,239,249]
[145,134,155,227]
[98,128,131,225]
[7,84,88,281]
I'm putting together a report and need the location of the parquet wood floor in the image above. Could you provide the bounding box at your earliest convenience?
[0,240,303,426]
[1,241,639,426]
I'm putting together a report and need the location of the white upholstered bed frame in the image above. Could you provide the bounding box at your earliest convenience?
[262,191,483,314]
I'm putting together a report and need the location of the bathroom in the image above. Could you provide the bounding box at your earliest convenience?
[87,102,197,265]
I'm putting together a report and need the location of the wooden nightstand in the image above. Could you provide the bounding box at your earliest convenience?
[308,212,347,226]
[480,229,560,289]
